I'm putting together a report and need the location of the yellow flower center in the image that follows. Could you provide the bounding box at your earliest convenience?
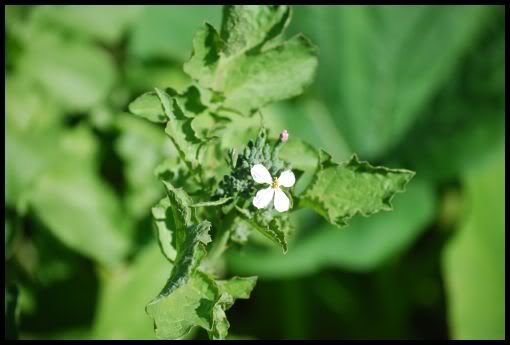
[271,178,279,189]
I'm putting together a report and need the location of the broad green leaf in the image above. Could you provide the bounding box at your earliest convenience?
[31,171,131,268]
[6,126,56,212]
[5,284,19,340]
[147,270,219,339]
[128,91,168,123]
[130,5,222,61]
[290,5,491,159]
[31,5,142,44]
[93,243,172,339]
[300,150,414,227]
[146,270,256,340]
[220,5,291,56]
[183,23,222,89]
[228,178,435,277]
[26,127,132,267]
[442,149,504,339]
[219,34,318,115]
[18,33,115,111]
[184,6,318,115]
[115,115,176,219]
[390,8,504,182]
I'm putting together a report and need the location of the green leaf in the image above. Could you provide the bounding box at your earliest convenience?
[146,216,214,339]
[183,23,222,89]
[290,5,491,159]
[184,6,318,115]
[18,33,115,111]
[300,150,414,227]
[220,5,291,56]
[228,178,435,277]
[216,276,258,299]
[210,276,258,340]
[148,179,255,339]
[390,8,504,182]
[220,34,318,115]
[147,270,219,339]
[33,5,142,45]
[155,88,208,170]
[128,91,168,123]
[442,149,504,339]
[152,197,177,263]
[115,115,176,219]
[147,180,214,338]
[241,211,292,253]
[31,171,131,268]
[93,243,173,339]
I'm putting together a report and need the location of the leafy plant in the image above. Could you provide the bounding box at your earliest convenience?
[128,5,414,339]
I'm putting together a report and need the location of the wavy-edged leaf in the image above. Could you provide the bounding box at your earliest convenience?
[152,197,177,263]
[219,34,318,115]
[184,6,318,115]
[228,178,435,277]
[155,88,208,170]
[211,276,257,340]
[220,5,291,56]
[242,211,292,253]
[300,150,414,227]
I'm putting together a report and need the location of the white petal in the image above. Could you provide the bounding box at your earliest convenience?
[273,188,290,212]
[278,170,295,188]
[253,187,274,209]
[251,164,273,184]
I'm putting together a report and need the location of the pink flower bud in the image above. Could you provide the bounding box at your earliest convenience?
[280,129,289,142]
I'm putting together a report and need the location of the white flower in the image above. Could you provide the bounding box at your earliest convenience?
[250,164,295,212]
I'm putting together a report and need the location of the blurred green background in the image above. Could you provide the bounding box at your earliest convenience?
[5,5,505,340]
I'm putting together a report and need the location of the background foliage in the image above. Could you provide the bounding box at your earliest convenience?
[5,5,505,340]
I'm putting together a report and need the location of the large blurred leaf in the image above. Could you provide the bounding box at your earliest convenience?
[290,5,491,159]
[30,5,143,45]
[115,115,175,219]
[26,127,132,267]
[31,168,131,268]
[129,5,222,61]
[93,243,170,339]
[227,178,435,277]
[18,32,115,111]
[442,148,504,340]
[5,76,62,210]
[389,7,504,181]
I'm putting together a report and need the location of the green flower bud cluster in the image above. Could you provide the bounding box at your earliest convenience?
[214,128,290,200]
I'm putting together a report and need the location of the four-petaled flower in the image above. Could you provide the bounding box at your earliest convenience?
[251,164,295,212]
